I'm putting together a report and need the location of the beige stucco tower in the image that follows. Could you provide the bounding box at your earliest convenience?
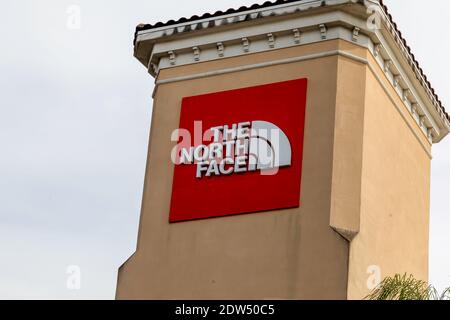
[116,0,449,299]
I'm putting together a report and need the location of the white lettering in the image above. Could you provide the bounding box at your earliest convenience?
[219,158,234,175]
[205,160,220,177]
[196,161,209,178]
[193,145,209,162]
[234,155,248,173]
[179,147,194,164]
[177,121,291,178]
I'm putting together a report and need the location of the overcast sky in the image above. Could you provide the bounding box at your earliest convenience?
[0,0,449,299]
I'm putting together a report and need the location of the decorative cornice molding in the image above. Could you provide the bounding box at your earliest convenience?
[192,46,200,61]
[411,103,419,117]
[393,75,401,88]
[267,33,276,48]
[403,89,411,102]
[152,22,367,71]
[293,28,301,44]
[135,0,449,143]
[242,37,250,53]
[352,27,360,42]
[319,24,327,40]
[168,51,176,65]
[373,43,382,57]
[217,42,225,57]
[383,59,392,73]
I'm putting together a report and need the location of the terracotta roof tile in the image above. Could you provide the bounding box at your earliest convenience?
[136,0,296,31]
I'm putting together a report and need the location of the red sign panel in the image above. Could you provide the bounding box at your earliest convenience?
[169,78,308,222]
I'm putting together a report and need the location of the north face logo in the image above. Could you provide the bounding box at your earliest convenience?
[169,78,307,222]
[175,120,292,178]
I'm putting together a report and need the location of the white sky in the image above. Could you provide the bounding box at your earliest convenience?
[0,0,449,299]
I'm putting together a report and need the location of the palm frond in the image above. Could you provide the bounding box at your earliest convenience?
[365,273,433,300]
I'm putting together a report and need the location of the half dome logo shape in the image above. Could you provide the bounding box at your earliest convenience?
[248,120,291,171]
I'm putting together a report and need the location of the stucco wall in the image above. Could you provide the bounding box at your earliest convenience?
[329,43,368,241]
[346,54,432,299]
[116,40,351,299]
[116,39,432,300]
